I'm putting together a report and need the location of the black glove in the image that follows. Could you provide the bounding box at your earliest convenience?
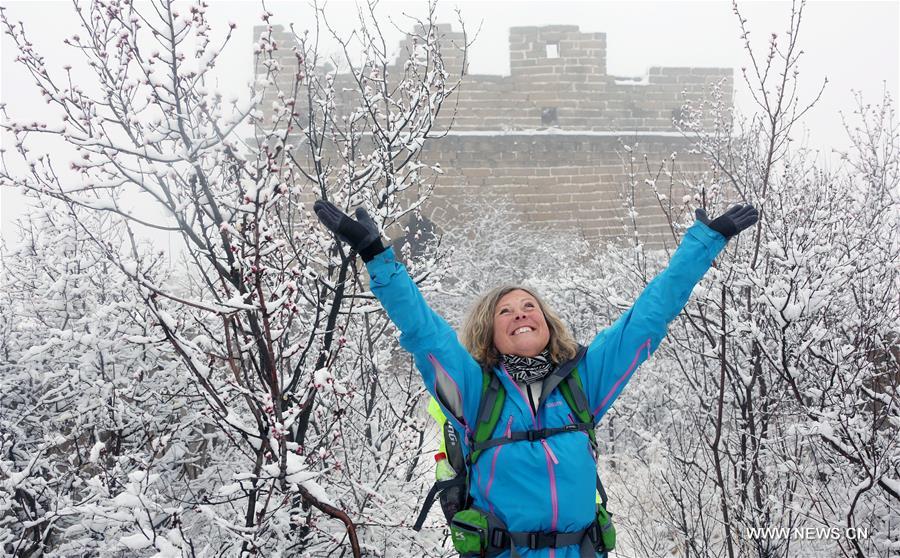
[313,200,386,262]
[696,204,759,239]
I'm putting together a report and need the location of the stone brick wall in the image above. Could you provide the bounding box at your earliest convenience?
[420,133,705,243]
[255,23,732,245]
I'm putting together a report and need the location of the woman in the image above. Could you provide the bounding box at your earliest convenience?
[314,200,757,558]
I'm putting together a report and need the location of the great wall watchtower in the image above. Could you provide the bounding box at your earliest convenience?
[258,23,733,244]
[424,24,730,132]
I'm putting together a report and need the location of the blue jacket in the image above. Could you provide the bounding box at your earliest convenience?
[365,221,727,557]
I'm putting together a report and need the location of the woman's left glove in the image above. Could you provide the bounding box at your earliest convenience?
[696,204,759,239]
[313,200,386,262]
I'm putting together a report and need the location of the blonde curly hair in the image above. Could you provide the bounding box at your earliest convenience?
[460,285,579,368]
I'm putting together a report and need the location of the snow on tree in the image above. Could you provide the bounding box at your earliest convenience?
[429,3,899,557]
[3,0,896,557]
[598,3,900,557]
[0,201,190,556]
[1,0,467,555]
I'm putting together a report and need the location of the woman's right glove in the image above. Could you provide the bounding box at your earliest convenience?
[695,204,759,239]
[313,200,386,262]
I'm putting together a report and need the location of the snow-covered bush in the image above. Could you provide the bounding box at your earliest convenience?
[0,202,193,556]
[429,5,900,558]
[0,0,466,555]
[604,3,900,557]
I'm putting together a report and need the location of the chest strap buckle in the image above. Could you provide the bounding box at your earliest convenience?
[526,429,544,442]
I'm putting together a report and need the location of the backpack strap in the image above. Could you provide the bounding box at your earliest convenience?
[498,526,601,558]
[475,347,611,511]
[413,475,466,531]
[537,344,588,410]
[414,366,501,532]
[471,422,592,453]
[417,348,614,534]
[558,367,597,447]
[556,359,610,509]
[469,367,506,466]
[474,507,602,558]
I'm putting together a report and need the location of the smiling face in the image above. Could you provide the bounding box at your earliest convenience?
[492,289,551,357]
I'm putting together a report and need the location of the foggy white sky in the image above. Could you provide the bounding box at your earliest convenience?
[2,0,898,244]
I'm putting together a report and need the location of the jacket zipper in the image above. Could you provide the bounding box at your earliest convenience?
[541,439,559,465]
[500,365,559,532]
[543,438,559,531]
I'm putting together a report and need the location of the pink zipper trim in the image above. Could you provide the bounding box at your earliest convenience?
[544,441,559,530]
[592,338,652,418]
[500,364,537,426]
[541,439,559,464]
[427,353,471,436]
[484,416,514,513]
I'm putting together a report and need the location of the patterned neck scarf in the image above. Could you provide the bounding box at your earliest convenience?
[501,349,554,384]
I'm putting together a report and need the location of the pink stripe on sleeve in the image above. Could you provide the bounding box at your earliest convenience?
[592,338,652,417]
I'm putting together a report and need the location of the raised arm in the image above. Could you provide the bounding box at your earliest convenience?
[314,201,482,433]
[583,205,758,420]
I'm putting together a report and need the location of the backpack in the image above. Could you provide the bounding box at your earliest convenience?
[413,346,616,557]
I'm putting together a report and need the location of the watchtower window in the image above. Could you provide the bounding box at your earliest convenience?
[545,42,559,58]
[541,107,558,127]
